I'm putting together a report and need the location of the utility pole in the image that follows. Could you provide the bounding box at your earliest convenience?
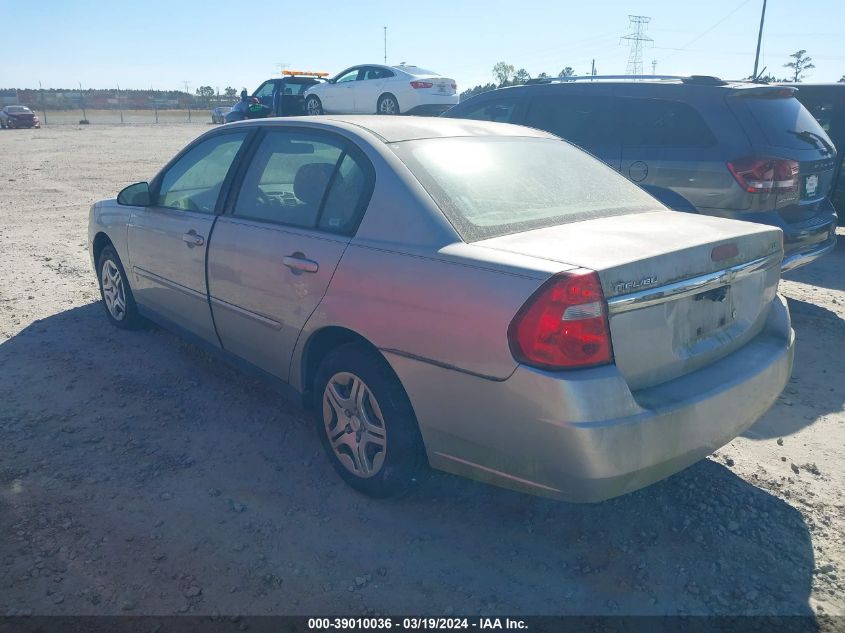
[752,0,767,81]
[590,59,596,79]
[38,80,47,126]
[621,15,653,77]
[183,80,191,122]
[384,26,387,64]
[117,84,124,124]
[651,59,657,75]
[78,82,88,123]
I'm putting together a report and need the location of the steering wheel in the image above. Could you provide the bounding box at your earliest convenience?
[255,189,272,207]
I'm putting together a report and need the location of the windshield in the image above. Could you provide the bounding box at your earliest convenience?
[391,136,659,241]
[743,96,834,151]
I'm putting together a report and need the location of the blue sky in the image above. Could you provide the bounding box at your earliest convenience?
[3,0,844,91]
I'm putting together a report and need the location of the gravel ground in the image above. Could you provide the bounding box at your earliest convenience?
[0,125,843,621]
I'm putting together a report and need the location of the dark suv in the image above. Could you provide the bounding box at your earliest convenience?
[443,76,838,270]
[784,82,845,224]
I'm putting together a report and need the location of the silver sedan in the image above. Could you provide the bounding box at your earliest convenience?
[88,116,794,502]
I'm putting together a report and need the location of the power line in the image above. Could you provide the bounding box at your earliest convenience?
[658,0,754,63]
[621,15,653,77]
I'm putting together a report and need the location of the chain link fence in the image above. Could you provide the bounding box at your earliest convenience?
[2,87,236,125]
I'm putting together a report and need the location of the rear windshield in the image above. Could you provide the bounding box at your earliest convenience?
[396,66,439,77]
[743,96,834,150]
[390,137,659,242]
[7,106,30,113]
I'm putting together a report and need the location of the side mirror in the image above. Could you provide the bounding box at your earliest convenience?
[117,182,151,207]
[327,78,336,84]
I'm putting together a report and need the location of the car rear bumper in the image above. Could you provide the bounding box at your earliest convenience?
[387,294,793,502]
[782,233,837,272]
[399,92,458,114]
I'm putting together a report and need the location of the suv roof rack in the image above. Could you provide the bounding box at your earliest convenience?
[524,74,728,86]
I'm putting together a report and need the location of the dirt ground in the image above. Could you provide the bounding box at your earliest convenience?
[0,124,843,621]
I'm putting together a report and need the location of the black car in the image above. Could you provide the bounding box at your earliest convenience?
[252,72,327,117]
[783,83,845,224]
[443,76,838,271]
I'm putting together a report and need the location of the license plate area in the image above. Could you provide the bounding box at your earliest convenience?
[690,285,734,340]
[803,173,820,198]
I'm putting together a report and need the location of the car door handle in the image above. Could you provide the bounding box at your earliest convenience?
[182,230,204,247]
[283,254,319,274]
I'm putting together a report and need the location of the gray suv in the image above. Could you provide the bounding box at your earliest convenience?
[443,76,838,270]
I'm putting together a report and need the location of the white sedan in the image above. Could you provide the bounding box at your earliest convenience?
[304,64,457,116]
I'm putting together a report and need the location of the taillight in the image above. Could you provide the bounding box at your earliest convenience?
[410,81,433,89]
[508,270,613,370]
[727,157,799,194]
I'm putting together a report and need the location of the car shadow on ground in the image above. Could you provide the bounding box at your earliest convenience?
[743,297,845,441]
[782,229,845,293]
[0,303,818,622]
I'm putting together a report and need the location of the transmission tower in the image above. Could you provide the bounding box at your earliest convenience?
[621,15,653,76]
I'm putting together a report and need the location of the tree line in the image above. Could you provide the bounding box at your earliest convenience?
[461,51,845,101]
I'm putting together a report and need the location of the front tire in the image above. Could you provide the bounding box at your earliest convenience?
[314,343,427,497]
[97,245,144,329]
[377,94,400,115]
[305,95,323,115]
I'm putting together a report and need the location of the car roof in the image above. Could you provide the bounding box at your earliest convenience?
[231,115,557,143]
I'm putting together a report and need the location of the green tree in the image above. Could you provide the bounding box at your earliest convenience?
[513,68,531,85]
[558,67,575,78]
[224,86,238,97]
[537,72,550,79]
[459,83,498,101]
[492,61,515,87]
[196,86,215,99]
[783,50,815,82]
[840,75,845,83]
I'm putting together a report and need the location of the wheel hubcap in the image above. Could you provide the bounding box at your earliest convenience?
[380,99,396,114]
[101,259,127,321]
[307,99,320,114]
[322,372,386,478]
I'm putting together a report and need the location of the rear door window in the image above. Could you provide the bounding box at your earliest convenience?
[621,98,717,148]
[233,130,373,235]
[525,93,617,148]
[454,97,520,123]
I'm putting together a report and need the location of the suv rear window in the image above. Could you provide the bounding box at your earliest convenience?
[742,96,834,150]
[390,136,658,242]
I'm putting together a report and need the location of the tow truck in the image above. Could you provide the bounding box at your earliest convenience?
[252,70,329,117]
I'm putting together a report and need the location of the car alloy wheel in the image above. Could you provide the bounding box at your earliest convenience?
[378,96,398,115]
[101,258,127,321]
[306,96,323,115]
[322,371,387,478]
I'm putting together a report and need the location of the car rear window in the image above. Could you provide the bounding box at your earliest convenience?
[397,66,439,76]
[390,136,659,242]
[742,96,833,150]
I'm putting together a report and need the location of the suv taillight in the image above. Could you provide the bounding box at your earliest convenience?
[508,270,613,370]
[727,157,799,194]
[410,81,433,89]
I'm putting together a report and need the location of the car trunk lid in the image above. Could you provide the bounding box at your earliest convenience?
[476,211,783,390]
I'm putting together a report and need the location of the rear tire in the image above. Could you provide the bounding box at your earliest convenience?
[377,94,400,115]
[97,245,144,330]
[305,95,323,115]
[313,343,427,497]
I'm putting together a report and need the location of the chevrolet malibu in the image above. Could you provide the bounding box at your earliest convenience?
[88,116,794,502]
